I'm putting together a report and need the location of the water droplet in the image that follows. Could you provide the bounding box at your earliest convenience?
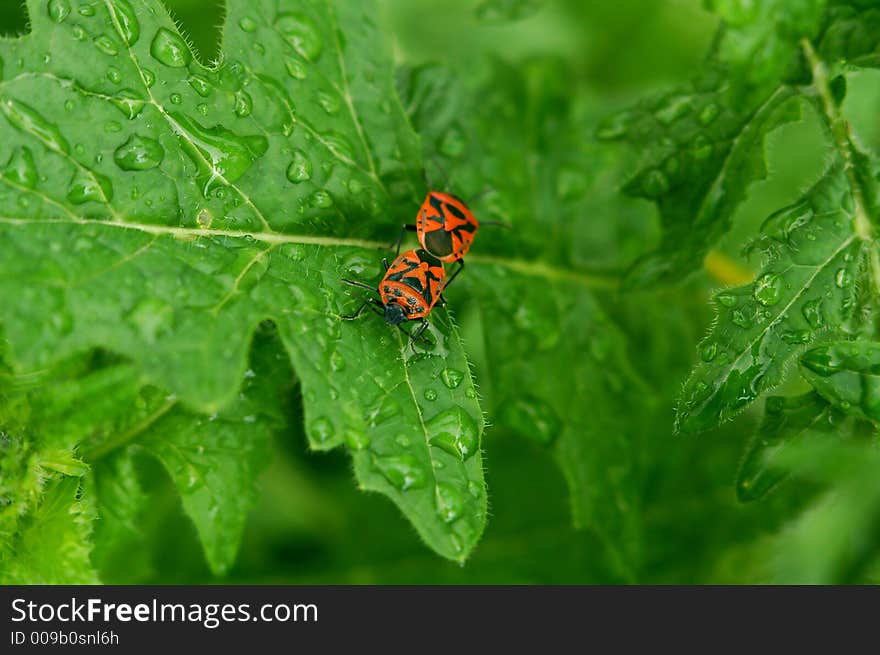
[309,189,333,208]
[374,455,427,491]
[0,98,70,154]
[109,0,140,44]
[141,68,155,87]
[440,368,463,389]
[106,67,122,84]
[700,342,718,362]
[465,387,476,399]
[104,120,122,132]
[698,102,720,125]
[802,299,824,328]
[439,126,466,158]
[320,132,354,160]
[781,329,811,344]
[641,169,669,197]
[67,170,113,204]
[78,4,95,16]
[467,481,482,498]
[395,434,410,448]
[94,34,119,56]
[189,75,211,97]
[309,416,334,444]
[655,94,692,125]
[3,147,37,189]
[72,25,85,40]
[343,429,369,451]
[114,134,164,170]
[435,483,466,523]
[716,292,737,307]
[239,16,257,32]
[317,89,340,115]
[197,103,209,116]
[275,13,323,61]
[196,207,212,227]
[48,0,70,23]
[284,57,308,81]
[233,90,253,118]
[329,350,345,371]
[731,309,751,328]
[426,406,480,460]
[109,88,146,119]
[150,27,192,67]
[835,268,853,288]
[423,388,438,401]
[169,112,268,194]
[753,273,782,306]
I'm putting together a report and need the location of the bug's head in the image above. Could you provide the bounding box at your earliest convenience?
[384,303,408,326]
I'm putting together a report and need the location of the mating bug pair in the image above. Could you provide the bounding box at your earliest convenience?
[341,191,480,344]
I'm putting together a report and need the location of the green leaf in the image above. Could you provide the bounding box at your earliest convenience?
[400,59,647,575]
[676,161,866,432]
[0,476,98,584]
[599,0,828,287]
[0,0,485,560]
[800,340,880,423]
[769,439,880,583]
[737,392,849,501]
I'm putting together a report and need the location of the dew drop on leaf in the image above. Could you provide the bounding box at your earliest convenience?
[440,368,463,389]
[426,406,480,460]
[316,90,340,115]
[150,27,192,68]
[142,68,156,87]
[239,17,257,32]
[284,57,307,80]
[309,190,334,208]
[834,268,853,288]
[435,483,466,523]
[343,429,370,451]
[109,0,140,44]
[698,102,720,125]
[169,92,182,104]
[329,350,345,372]
[309,416,334,444]
[423,388,438,401]
[66,170,113,204]
[114,134,164,171]
[716,292,737,307]
[286,150,314,180]
[189,75,212,97]
[109,89,146,119]
[373,454,428,491]
[234,90,253,118]
[47,0,70,23]
[93,34,119,56]
[701,342,718,362]
[802,298,824,328]
[753,273,782,306]
[0,98,70,154]
[78,4,95,17]
[3,147,37,189]
[275,13,324,61]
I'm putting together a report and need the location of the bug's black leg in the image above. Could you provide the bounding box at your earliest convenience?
[341,297,384,320]
[444,260,465,290]
[340,300,370,320]
[342,278,378,293]
[412,318,430,343]
[382,257,390,271]
[392,224,418,258]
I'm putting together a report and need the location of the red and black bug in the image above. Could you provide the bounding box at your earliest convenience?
[342,248,448,343]
[394,191,478,288]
